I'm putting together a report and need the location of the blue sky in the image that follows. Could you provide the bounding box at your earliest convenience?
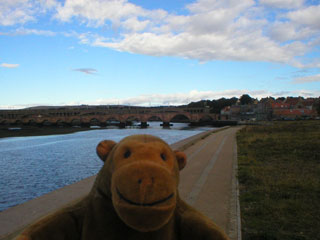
[0,0,319,109]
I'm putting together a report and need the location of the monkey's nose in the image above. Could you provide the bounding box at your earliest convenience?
[138,177,155,204]
[137,177,154,186]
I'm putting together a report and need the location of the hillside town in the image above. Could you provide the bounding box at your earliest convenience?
[219,96,320,121]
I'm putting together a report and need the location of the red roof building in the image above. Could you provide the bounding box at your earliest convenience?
[273,109,317,120]
[271,102,291,109]
[284,97,304,108]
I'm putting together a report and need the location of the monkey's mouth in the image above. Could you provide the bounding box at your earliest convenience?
[116,188,174,207]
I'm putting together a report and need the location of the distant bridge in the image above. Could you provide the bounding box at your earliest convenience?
[0,106,217,128]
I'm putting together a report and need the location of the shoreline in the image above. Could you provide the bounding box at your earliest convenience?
[0,124,210,139]
[0,126,96,139]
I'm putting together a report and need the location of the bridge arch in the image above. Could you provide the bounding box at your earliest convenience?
[70,119,81,126]
[106,116,120,122]
[126,115,140,122]
[90,118,101,126]
[147,116,162,122]
[26,119,36,126]
[199,115,214,122]
[41,120,52,126]
[105,117,120,126]
[12,120,23,125]
[55,119,66,126]
[170,114,190,123]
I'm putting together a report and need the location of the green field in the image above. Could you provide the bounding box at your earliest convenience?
[237,121,320,240]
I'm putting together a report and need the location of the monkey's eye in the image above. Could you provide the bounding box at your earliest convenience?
[124,150,131,158]
[160,153,166,161]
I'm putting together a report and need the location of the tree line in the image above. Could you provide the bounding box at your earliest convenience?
[187,94,320,115]
[186,94,254,113]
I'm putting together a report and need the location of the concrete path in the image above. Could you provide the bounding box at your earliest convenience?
[0,127,241,240]
[178,126,242,240]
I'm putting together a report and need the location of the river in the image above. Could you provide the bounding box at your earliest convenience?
[0,122,213,212]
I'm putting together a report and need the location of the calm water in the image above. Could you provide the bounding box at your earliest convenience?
[0,122,212,211]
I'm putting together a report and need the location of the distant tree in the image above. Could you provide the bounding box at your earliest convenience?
[187,97,238,113]
[209,97,238,113]
[276,97,285,102]
[260,96,275,103]
[188,100,210,108]
[239,94,253,105]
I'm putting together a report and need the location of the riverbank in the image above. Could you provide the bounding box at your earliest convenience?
[0,123,209,139]
[0,126,96,139]
[237,121,320,240]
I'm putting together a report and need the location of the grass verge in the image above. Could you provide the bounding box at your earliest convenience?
[237,121,320,240]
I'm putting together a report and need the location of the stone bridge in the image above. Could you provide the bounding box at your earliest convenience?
[0,106,217,128]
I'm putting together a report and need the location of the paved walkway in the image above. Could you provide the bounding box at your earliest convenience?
[178,126,242,240]
[0,127,242,240]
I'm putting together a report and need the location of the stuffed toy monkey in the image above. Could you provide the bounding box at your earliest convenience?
[16,134,229,240]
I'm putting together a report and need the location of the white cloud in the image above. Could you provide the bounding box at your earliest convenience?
[186,0,254,14]
[0,102,59,110]
[0,0,34,26]
[93,31,305,64]
[268,21,317,42]
[54,0,147,27]
[260,0,305,9]
[1,0,319,68]
[1,63,19,68]
[0,27,56,36]
[287,5,320,30]
[293,74,320,83]
[0,0,58,26]
[72,89,320,106]
[40,0,58,9]
[15,27,56,36]
[1,89,319,109]
[71,0,316,66]
[122,17,150,32]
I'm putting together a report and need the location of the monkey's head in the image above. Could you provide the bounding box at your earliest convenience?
[96,134,187,232]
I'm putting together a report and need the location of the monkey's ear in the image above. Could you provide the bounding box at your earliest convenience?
[174,151,187,171]
[96,140,117,162]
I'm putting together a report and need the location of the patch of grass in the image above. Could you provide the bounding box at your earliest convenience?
[237,121,320,240]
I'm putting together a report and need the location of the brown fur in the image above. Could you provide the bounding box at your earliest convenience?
[16,134,229,240]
